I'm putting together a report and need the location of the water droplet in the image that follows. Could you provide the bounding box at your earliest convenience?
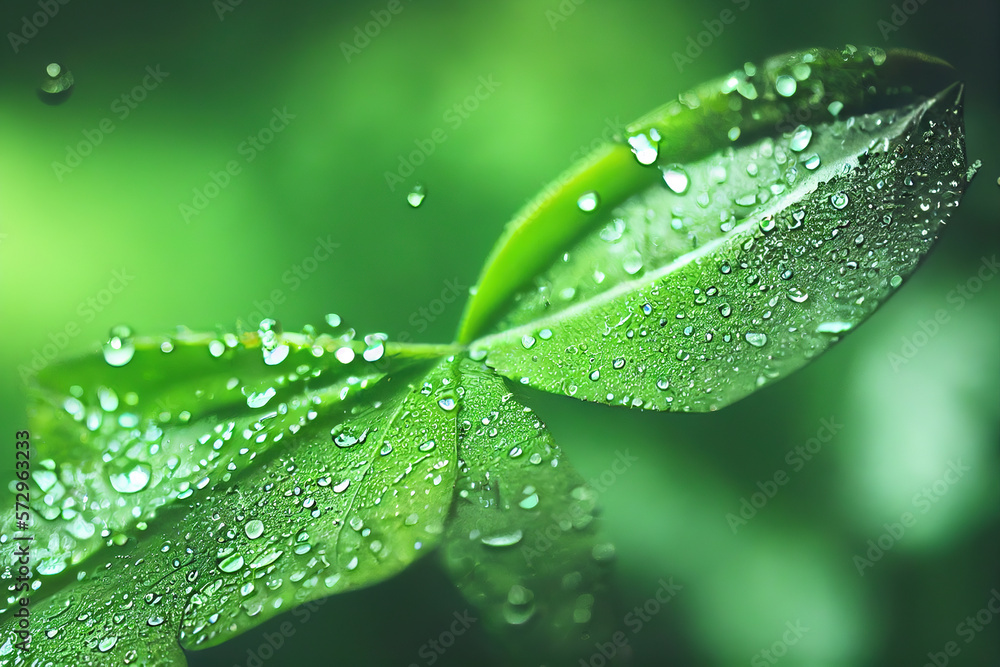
[437,396,456,411]
[612,357,625,369]
[661,165,690,194]
[103,325,135,366]
[519,493,539,509]
[830,192,849,209]
[249,550,283,569]
[244,519,265,540]
[362,333,387,362]
[39,63,74,105]
[589,370,600,381]
[745,332,767,347]
[775,75,796,97]
[406,184,426,208]
[109,463,151,493]
[789,125,812,152]
[786,288,809,303]
[816,321,852,334]
[218,554,245,573]
[890,274,903,288]
[521,334,536,349]
[655,378,670,391]
[719,304,732,317]
[803,153,821,170]
[577,191,600,212]
[622,249,643,275]
[335,346,355,364]
[97,386,119,412]
[481,530,523,547]
[247,387,276,408]
[333,479,350,493]
[627,132,659,165]
[97,636,118,652]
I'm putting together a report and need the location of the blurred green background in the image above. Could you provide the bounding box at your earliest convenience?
[1,0,997,665]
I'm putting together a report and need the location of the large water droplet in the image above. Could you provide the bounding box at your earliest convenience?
[745,332,768,347]
[661,165,690,194]
[789,125,812,152]
[775,75,797,97]
[218,554,245,573]
[103,325,135,367]
[244,519,265,540]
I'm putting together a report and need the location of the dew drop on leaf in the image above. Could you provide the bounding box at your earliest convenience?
[661,164,690,194]
[577,191,600,212]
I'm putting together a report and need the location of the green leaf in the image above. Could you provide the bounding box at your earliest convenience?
[1,322,463,663]
[466,46,973,411]
[440,359,614,663]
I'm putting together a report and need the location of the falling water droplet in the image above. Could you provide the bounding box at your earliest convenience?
[39,62,74,105]
[406,184,426,208]
[103,325,135,367]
